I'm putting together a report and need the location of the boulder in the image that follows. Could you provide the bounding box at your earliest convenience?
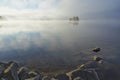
[0,63,6,77]
[3,62,19,80]
[18,67,29,80]
[55,73,69,80]
[25,71,41,80]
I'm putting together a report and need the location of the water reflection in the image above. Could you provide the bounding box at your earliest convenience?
[0,24,2,28]
[69,21,79,26]
[0,20,120,70]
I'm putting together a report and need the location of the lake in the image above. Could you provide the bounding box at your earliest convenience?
[0,20,120,71]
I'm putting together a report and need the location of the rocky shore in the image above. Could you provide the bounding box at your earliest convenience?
[0,56,107,80]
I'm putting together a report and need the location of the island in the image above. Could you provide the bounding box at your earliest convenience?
[69,16,79,21]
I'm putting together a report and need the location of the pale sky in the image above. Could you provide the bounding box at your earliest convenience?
[0,0,120,19]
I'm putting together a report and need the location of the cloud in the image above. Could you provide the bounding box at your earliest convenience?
[57,0,120,19]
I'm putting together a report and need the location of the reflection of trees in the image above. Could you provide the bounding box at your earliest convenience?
[0,24,2,28]
[69,21,79,26]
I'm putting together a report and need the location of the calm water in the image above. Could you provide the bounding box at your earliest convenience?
[0,20,120,69]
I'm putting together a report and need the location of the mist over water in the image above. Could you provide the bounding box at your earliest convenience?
[0,20,120,70]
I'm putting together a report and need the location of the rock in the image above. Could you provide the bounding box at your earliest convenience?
[25,71,41,80]
[18,67,29,80]
[0,63,6,77]
[93,56,103,64]
[80,61,99,69]
[2,62,19,80]
[67,60,104,80]
[73,77,83,80]
[0,61,103,80]
[0,58,114,80]
[51,77,58,80]
[70,69,101,80]
[42,76,52,80]
[92,48,101,53]
[55,73,69,80]
[25,75,40,80]
[93,56,102,62]
[0,61,42,80]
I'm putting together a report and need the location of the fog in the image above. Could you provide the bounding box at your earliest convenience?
[0,0,120,20]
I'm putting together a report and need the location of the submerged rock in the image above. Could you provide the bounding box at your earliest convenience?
[92,48,101,53]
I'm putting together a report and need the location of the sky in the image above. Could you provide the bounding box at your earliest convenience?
[0,0,120,20]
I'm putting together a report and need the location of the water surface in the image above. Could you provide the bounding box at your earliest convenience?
[0,20,120,70]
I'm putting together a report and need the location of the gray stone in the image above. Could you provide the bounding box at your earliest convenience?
[3,62,19,80]
[25,71,41,80]
[18,67,29,80]
[55,74,69,80]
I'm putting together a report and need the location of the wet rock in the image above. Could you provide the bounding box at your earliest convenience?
[0,63,6,77]
[67,59,104,80]
[0,61,102,80]
[42,76,52,80]
[3,62,19,80]
[0,57,111,80]
[25,71,41,80]
[25,75,40,80]
[70,69,100,80]
[18,67,29,80]
[92,48,101,53]
[80,61,99,69]
[55,73,69,80]
[93,56,102,62]
[73,77,83,80]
